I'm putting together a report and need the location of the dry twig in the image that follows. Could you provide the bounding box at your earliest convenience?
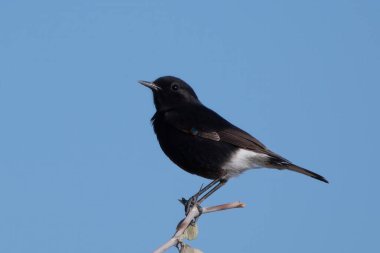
[153,201,245,253]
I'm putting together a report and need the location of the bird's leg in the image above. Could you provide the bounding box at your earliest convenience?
[181,178,228,216]
[181,179,219,215]
[193,178,221,199]
[181,179,219,214]
[197,179,227,204]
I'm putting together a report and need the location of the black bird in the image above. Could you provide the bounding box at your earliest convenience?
[139,76,328,204]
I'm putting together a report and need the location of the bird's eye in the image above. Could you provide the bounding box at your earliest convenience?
[171,83,179,91]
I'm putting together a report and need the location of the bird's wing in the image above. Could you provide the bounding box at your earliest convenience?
[218,127,267,151]
[163,106,329,183]
[164,106,270,153]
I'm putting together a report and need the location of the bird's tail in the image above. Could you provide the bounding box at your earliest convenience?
[286,164,329,183]
[264,151,329,183]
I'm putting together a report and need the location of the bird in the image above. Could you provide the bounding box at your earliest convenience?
[139,76,328,205]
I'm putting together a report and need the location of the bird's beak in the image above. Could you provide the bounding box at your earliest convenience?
[138,80,161,91]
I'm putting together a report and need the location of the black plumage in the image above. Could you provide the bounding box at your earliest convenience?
[139,76,328,185]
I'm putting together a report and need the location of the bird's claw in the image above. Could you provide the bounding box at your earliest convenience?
[184,195,198,215]
[180,195,203,222]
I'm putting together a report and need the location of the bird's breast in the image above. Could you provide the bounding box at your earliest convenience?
[151,114,236,179]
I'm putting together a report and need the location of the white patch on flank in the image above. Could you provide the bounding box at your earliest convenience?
[222,148,269,178]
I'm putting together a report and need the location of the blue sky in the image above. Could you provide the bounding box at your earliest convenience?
[0,1,379,252]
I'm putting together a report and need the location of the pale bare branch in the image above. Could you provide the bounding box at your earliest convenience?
[153,201,245,253]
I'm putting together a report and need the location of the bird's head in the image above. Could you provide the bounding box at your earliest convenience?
[139,76,200,111]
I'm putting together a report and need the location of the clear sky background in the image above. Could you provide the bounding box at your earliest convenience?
[0,1,379,252]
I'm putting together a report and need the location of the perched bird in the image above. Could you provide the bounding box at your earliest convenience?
[139,76,328,203]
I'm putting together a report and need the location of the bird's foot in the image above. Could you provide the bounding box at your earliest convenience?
[179,196,203,223]
[179,196,198,215]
